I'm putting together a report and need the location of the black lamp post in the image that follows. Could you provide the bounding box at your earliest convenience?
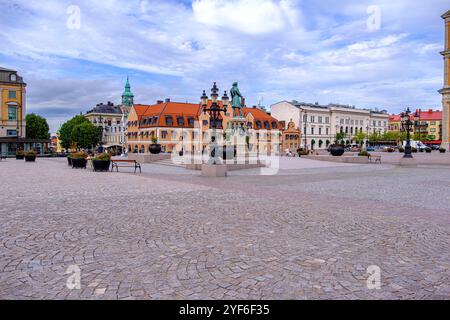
[401,107,414,158]
[201,82,228,164]
[303,110,308,152]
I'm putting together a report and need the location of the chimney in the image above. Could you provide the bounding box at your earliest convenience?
[157,100,163,104]
[253,105,257,109]
[165,98,171,103]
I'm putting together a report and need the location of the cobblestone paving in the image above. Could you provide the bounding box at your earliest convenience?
[0,158,449,300]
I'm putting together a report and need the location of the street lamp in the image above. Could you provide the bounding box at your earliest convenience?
[401,108,414,158]
[202,82,228,164]
[303,110,308,152]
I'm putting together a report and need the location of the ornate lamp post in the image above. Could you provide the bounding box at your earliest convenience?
[401,108,414,158]
[303,110,308,152]
[202,82,228,164]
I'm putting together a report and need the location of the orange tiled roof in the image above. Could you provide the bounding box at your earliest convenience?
[243,107,282,129]
[132,102,201,128]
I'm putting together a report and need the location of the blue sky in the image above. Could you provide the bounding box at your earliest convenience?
[0,0,448,132]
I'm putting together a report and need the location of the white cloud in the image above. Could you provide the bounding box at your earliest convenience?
[192,0,300,34]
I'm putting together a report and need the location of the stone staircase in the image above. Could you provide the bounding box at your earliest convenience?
[151,158,186,168]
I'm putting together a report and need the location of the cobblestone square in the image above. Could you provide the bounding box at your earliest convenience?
[0,158,449,300]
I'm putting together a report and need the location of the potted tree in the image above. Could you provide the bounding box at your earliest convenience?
[71,152,88,169]
[149,136,162,154]
[92,153,111,172]
[329,133,346,156]
[16,150,25,160]
[25,150,37,162]
[440,147,446,153]
[425,147,432,153]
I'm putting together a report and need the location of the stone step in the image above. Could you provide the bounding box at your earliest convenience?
[152,159,186,168]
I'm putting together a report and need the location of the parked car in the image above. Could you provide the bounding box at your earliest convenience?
[431,145,441,151]
[367,146,375,152]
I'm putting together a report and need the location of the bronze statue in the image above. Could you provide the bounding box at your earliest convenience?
[230,82,244,117]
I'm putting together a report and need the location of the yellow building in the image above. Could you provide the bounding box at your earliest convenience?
[0,67,26,155]
[1,67,50,156]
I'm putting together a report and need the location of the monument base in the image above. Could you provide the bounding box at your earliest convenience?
[201,164,228,177]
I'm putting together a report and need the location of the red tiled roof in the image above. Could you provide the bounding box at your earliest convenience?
[416,109,442,121]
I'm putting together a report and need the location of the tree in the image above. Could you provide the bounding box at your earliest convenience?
[71,122,101,150]
[335,132,346,144]
[25,113,50,139]
[381,131,400,142]
[354,131,367,146]
[59,115,90,150]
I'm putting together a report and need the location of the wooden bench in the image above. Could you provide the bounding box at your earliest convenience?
[111,159,141,173]
[369,155,382,164]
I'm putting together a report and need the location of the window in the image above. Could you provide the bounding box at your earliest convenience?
[8,106,17,120]
[318,116,322,123]
[271,122,277,129]
[161,131,168,139]
[310,116,315,123]
[8,91,17,99]
[264,121,270,129]
[166,116,173,126]
[7,130,17,136]
[303,115,307,123]
[326,128,329,135]
[325,117,329,124]
[311,127,314,135]
[430,128,436,133]
[256,121,262,129]
[10,74,17,82]
[431,121,436,125]
[177,117,185,126]
[188,117,195,126]
[319,128,322,135]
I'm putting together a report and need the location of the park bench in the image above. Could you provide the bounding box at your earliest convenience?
[369,155,382,164]
[111,159,141,173]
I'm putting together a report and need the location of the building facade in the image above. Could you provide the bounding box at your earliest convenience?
[280,119,301,154]
[440,10,450,149]
[0,67,50,156]
[84,78,133,153]
[271,101,389,149]
[389,109,443,144]
[126,99,282,155]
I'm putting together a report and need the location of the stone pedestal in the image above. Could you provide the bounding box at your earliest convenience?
[201,164,227,177]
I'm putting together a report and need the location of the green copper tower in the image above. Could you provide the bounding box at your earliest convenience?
[122,76,134,107]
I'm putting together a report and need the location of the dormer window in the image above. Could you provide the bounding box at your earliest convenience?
[264,121,270,129]
[10,74,17,82]
[177,116,185,126]
[271,122,277,129]
[256,121,262,129]
[166,116,173,126]
[188,117,195,126]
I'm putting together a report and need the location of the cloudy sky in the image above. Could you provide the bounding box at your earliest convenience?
[0,0,448,132]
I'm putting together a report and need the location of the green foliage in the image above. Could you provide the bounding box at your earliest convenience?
[25,150,37,157]
[354,131,367,145]
[381,131,400,142]
[334,132,346,144]
[59,115,90,149]
[94,153,111,161]
[70,152,88,159]
[25,113,50,139]
[151,136,158,144]
[358,150,370,157]
[425,134,436,142]
[16,150,24,156]
[71,122,101,150]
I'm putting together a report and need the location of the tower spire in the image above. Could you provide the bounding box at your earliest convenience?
[122,76,134,107]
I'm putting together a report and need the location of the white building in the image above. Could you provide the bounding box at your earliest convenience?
[271,101,389,149]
